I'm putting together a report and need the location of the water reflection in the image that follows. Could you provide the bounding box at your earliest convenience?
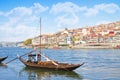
[19,67,83,80]
[0,63,7,67]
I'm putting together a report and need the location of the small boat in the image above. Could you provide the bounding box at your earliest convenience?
[19,54,84,71]
[0,56,8,63]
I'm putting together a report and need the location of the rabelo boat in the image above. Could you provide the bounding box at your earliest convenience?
[18,18,84,71]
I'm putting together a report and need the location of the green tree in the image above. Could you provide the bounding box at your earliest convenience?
[24,39,32,45]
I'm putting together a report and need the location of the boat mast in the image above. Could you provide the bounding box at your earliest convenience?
[40,17,42,52]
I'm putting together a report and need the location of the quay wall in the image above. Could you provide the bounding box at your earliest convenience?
[72,43,119,49]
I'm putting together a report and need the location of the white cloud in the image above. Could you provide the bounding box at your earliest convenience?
[84,8,98,16]
[0,3,48,42]
[50,2,86,14]
[55,13,79,28]
[84,3,120,16]
[50,2,84,28]
[0,24,39,42]
[50,2,120,29]
[32,3,48,14]
[5,7,32,17]
[3,3,48,17]
[95,3,120,13]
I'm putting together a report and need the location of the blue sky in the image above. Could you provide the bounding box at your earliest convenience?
[0,0,120,42]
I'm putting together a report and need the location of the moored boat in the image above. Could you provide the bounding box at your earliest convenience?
[19,55,84,71]
[0,56,8,63]
[18,18,84,71]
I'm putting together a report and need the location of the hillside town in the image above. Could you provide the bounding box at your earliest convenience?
[18,21,120,49]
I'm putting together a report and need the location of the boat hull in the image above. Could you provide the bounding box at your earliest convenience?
[19,57,84,71]
[0,56,8,63]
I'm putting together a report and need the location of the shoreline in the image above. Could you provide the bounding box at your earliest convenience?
[20,43,120,49]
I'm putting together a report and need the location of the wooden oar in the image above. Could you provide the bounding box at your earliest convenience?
[5,50,36,64]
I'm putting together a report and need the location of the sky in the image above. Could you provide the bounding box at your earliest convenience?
[0,0,120,42]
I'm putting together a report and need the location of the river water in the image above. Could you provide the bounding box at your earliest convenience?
[0,47,120,80]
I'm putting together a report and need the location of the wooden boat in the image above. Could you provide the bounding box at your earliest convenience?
[0,56,8,63]
[19,55,84,71]
[18,18,84,71]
